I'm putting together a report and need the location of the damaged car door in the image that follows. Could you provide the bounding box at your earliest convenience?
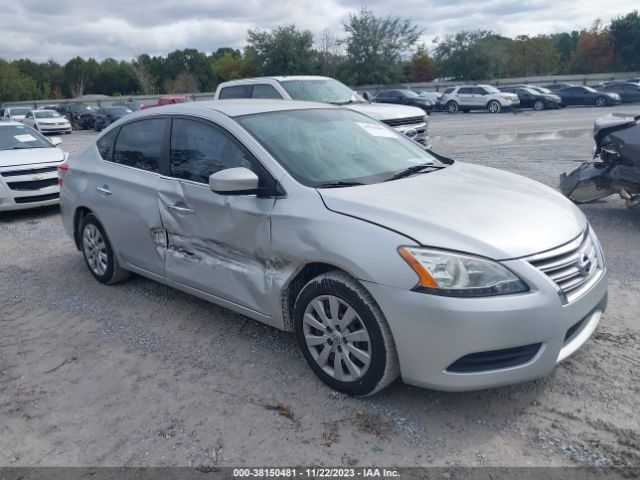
[158,116,277,314]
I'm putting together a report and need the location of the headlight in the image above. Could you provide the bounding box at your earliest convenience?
[398,247,529,297]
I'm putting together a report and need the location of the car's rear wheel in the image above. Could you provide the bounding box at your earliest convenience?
[487,100,502,113]
[446,101,459,113]
[595,96,607,107]
[293,271,399,396]
[533,100,545,111]
[81,214,129,284]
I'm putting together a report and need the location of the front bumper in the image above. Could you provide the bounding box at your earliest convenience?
[363,259,608,391]
[0,161,63,211]
[38,123,72,134]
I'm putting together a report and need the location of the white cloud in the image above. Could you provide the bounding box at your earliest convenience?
[0,0,636,62]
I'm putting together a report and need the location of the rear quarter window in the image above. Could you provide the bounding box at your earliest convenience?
[251,84,281,99]
[96,128,118,161]
[219,85,251,99]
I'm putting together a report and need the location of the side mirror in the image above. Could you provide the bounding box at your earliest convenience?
[50,137,62,146]
[362,91,371,102]
[209,167,259,195]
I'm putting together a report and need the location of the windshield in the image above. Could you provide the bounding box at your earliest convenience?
[534,86,552,94]
[35,111,62,118]
[584,86,598,93]
[400,90,420,98]
[0,124,53,150]
[10,107,31,116]
[238,109,444,187]
[280,79,364,105]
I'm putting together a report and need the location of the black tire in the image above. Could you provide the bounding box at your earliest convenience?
[533,100,545,111]
[595,96,607,107]
[487,100,502,113]
[446,101,459,113]
[80,214,129,285]
[293,271,399,396]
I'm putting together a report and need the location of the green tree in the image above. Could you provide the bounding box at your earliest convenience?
[434,31,512,80]
[341,8,422,85]
[609,10,640,71]
[508,35,559,76]
[63,57,99,97]
[247,25,315,75]
[550,31,579,71]
[0,60,41,102]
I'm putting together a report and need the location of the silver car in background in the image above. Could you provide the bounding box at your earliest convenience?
[60,100,607,396]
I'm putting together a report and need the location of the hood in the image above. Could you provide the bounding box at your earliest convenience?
[0,146,65,168]
[36,118,69,125]
[318,163,586,260]
[346,103,426,121]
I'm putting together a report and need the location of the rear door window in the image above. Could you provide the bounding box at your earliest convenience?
[458,87,472,94]
[112,118,165,173]
[218,85,251,99]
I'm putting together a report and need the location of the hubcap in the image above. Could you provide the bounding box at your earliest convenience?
[83,224,108,276]
[302,295,371,382]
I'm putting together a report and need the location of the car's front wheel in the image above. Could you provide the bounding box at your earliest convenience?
[595,96,607,107]
[533,100,545,111]
[293,271,399,396]
[80,214,129,284]
[487,100,502,113]
[446,101,459,113]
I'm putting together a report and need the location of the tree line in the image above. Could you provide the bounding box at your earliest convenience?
[1,8,639,103]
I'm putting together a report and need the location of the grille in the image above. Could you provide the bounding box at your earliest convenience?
[382,116,425,127]
[446,343,542,373]
[527,228,603,304]
[7,178,58,191]
[14,193,59,204]
[0,166,58,177]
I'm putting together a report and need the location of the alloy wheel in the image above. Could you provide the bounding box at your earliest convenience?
[534,100,545,111]
[302,295,372,382]
[83,224,108,276]
[488,101,501,113]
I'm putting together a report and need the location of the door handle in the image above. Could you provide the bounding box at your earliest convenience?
[166,204,194,214]
[96,185,112,195]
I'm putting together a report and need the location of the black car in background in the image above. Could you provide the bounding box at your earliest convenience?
[555,85,622,107]
[542,82,576,91]
[499,86,562,110]
[56,103,96,129]
[92,106,133,131]
[375,89,435,112]
[600,82,640,103]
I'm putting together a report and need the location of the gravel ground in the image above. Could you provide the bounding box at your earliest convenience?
[1,107,639,468]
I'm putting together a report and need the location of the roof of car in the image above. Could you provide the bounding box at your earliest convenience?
[129,99,339,118]
[220,76,331,86]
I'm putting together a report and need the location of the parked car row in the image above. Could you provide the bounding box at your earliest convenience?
[370,80,639,114]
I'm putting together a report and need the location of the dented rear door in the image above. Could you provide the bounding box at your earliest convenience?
[158,117,275,314]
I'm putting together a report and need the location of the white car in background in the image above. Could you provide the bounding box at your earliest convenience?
[22,109,72,134]
[1,106,32,122]
[0,122,67,211]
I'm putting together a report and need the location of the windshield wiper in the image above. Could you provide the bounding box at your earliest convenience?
[384,164,445,182]
[315,181,365,188]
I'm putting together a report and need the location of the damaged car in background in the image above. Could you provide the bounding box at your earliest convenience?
[560,113,640,208]
[59,100,607,396]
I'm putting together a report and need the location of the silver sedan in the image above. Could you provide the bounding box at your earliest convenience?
[59,100,607,396]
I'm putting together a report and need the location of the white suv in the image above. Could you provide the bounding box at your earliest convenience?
[439,85,520,114]
[215,76,430,147]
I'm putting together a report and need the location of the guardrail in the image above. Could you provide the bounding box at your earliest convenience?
[2,72,639,108]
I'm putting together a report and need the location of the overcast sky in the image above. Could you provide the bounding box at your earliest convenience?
[1,0,637,63]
